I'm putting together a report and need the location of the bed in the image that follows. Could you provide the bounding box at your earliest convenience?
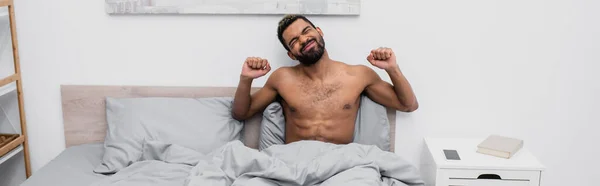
[20,85,422,186]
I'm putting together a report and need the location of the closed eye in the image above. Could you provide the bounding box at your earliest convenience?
[288,26,313,49]
[302,26,311,34]
[289,38,297,48]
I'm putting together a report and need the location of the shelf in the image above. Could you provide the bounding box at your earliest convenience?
[0,81,15,97]
[0,134,23,158]
[0,73,19,87]
[0,144,21,165]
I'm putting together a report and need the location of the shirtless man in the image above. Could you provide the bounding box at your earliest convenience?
[232,14,418,145]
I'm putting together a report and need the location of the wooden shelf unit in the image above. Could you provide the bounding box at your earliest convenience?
[0,0,31,178]
[0,134,23,157]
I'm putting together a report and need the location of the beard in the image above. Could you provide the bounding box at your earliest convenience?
[293,36,325,66]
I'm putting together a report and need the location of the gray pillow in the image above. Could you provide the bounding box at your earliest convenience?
[352,95,391,151]
[258,95,391,151]
[94,97,243,174]
[258,102,286,151]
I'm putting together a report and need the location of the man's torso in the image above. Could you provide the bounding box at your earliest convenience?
[273,62,369,144]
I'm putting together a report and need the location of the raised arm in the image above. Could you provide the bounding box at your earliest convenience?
[363,47,418,112]
[232,57,279,120]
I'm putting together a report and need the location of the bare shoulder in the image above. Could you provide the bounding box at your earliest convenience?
[349,64,374,72]
[269,66,295,79]
[265,66,295,88]
[347,64,379,80]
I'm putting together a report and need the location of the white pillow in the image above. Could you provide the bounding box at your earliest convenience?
[94,97,243,174]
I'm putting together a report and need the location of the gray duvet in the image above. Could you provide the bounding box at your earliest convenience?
[89,140,424,186]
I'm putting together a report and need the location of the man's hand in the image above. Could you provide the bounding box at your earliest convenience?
[364,47,418,112]
[241,57,271,80]
[367,47,398,71]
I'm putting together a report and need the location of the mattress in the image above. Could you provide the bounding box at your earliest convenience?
[19,143,107,186]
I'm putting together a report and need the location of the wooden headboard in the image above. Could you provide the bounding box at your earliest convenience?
[60,85,396,152]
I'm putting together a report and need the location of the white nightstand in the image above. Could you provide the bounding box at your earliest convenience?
[420,137,545,186]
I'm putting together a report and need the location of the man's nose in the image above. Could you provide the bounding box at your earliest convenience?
[299,35,310,45]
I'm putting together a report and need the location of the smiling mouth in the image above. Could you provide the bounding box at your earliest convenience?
[302,40,316,53]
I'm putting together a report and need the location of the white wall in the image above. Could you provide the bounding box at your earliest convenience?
[12,0,599,185]
[0,5,15,81]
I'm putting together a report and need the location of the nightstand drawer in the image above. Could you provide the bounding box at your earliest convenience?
[447,179,529,186]
[440,169,540,186]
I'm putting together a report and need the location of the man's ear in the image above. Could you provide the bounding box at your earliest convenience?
[316,27,324,37]
[287,51,296,60]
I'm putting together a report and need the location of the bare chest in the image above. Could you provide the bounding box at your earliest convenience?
[277,79,364,117]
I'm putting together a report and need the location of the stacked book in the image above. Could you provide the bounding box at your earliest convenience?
[477,135,524,159]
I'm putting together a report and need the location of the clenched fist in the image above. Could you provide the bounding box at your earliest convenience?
[241,57,271,79]
[367,47,398,71]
